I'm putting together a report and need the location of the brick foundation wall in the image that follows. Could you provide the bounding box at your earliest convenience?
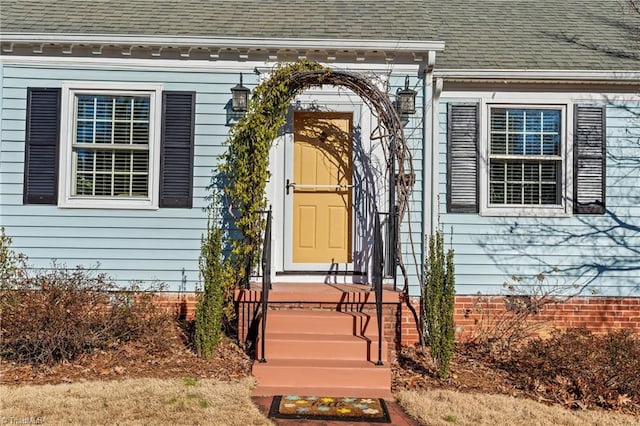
[399,295,640,346]
[152,292,639,350]
[154,293,197,320]
[399,295,422,345]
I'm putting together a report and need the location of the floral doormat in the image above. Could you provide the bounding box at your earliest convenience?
[268,395,391,422]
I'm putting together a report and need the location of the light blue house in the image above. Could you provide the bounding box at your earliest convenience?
[2,0,638,398]
[2,0,638,298]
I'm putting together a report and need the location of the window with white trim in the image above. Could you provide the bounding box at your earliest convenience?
[24,85,195,208]
[488,107,563,206]
[58,84,162,209]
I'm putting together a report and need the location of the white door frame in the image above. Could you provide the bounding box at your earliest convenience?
[266,87,384,281]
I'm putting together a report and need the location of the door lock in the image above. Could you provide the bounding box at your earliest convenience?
[285,179,296,195]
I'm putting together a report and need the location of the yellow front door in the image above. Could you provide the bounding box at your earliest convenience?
[292,112,353,263]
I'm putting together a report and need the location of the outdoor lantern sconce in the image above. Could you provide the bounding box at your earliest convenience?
[231,73,250,112]
[396,75,417,115]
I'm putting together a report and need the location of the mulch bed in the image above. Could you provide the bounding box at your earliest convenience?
[392,345,522,396]
[0,321,252,386]
[393,344,640,415]
[2,322,638,416]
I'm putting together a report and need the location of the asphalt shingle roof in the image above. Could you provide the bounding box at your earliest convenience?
[0,0,434,40]
[429,0,640,70]
[1,0,639,71]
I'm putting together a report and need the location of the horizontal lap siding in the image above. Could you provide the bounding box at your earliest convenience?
[439,100,640,297]
[392,76,424,294]
[0,64,247,291]
[1,66,428,292]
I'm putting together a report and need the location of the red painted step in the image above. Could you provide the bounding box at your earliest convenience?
[252,359,391,399]
[252,308,391,399]
[265,310,379,336]
[257,332,387,362]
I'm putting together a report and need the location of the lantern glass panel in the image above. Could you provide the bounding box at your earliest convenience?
[232,87,249,112]
[397,91,416,115]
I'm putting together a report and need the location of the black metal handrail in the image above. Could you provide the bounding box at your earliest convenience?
[377,208,399,291]
[389,205,399,289]
[259,207,272,363]
[372,211,384,366]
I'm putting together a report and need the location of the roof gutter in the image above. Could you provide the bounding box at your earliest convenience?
[434,69,640,83]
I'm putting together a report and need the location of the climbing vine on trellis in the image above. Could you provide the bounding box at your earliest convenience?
[218,60,324,284]
[218,60,416,289]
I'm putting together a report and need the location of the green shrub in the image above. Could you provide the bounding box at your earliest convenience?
[194,219,234,359]
[423,231,456,379]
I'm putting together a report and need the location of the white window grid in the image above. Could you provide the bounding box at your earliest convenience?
[488,106,564,206]
[72,95,151,198]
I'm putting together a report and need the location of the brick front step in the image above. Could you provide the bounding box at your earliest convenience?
[257,332,387,362]
[236,282,401,304]
[252,359,391,399]
[252,385,393,399]
[252,305,392,398]
[265,309,380,336]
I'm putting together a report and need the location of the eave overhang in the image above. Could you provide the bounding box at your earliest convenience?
[0,33,445,65]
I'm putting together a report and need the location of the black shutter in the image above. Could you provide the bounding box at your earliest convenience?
[447,103,479,213]
[574,105,606,214]
[160,91,195,208]
[23,88,61,204]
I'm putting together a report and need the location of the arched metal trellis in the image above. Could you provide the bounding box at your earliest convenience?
[226,64,419,363]
[284,69,415,291]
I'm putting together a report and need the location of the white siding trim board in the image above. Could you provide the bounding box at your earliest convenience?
[1,56,430,74]
[2,34,445,53]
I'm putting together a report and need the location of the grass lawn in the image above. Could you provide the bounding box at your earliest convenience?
[3,379,638,425]
[1,377,271,426]
[397,389,639,426]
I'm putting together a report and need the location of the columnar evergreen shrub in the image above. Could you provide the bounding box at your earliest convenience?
[194,219,233,359]
[423,231,456,379]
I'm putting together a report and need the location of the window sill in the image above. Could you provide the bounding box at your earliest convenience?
[58,197,158,210]
[481,205,571,218]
